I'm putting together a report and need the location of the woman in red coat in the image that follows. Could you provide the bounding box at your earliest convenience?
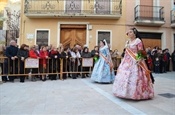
[39,46,49,81]
[29,45,40,81]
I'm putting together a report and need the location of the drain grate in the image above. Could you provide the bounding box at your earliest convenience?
[158,93,175,98]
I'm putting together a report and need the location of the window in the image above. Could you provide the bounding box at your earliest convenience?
[36,30,49,46]
[97,31,111,46]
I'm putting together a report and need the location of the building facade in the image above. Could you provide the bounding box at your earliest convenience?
[20,0,126,52]
[19,0,175,52]
[126,0,175,52]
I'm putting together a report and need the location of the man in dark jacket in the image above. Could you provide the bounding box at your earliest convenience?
[5,40,19,82]
[165,48,171,71]
[172,50,175,71]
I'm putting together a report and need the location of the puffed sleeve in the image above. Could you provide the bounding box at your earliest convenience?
[136,38,144,50]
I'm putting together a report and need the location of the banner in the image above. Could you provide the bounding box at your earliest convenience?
[25,58,39,68]
[82,58,93,67]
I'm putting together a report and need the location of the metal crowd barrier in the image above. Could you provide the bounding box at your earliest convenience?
[0,57,121,81]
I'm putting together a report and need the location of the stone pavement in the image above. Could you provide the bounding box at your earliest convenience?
[0,72,175,115]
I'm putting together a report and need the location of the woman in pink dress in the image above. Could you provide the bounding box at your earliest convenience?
[112,28,154,100]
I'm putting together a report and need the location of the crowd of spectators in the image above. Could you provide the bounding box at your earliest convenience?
[145,46,175,73]
[0,40,99,83]
[0,40,174,83]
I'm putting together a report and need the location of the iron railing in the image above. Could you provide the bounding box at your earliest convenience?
[134,5,164,21]
[171,10,175,24]
[24,0,122,17]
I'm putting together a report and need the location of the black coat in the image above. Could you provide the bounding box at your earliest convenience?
[17,49,28,59]
[91,50,98,57]
[81,52,92,58]
[5,45,18,58]
[172,52,175,62]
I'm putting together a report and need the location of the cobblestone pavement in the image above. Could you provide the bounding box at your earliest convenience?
[0,72,175,115]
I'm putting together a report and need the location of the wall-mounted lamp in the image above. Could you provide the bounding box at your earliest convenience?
[88,24,92,30]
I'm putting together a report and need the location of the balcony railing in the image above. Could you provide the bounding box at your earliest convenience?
[171,10,175,27]
[24,0,122,19]
[134,5,165,26]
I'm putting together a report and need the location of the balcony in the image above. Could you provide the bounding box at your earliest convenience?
[134,5,165,26]
[171,10,175,27]
[24,0,122,19]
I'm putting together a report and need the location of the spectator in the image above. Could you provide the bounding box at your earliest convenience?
[61,47,71,79]
[70,47,81,79]
[5,40,19,82]
[39,46,49,81]
[91,46,99,66]
[58,43,64,53]
[35,45,40,56]
[154,57,160,73]
[151,47,157,56]
[172,50,175,71]
[162,50,168,73]
[165,48,171,71]
[0,44,6,82]
[29,45,40,81]
[146,46,151,56]
[75,44,82,75]
[156,49,163,73]
[81,47,91,78]
[17,44,28,83]
[49,46,59,80]
[91,46,99,57]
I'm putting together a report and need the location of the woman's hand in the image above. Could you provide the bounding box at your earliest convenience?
[136,59,145,64]
[21,57,24,61]
[105,60,109,64]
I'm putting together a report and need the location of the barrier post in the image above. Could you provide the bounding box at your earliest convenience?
[0,57,6,84]
[0,67,2,84]
[60,58,63,80]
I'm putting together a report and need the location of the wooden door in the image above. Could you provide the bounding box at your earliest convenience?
[60,25,86,48]
[142,38,161,49]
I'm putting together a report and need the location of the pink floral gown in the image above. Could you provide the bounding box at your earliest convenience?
[112,38,154,100]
